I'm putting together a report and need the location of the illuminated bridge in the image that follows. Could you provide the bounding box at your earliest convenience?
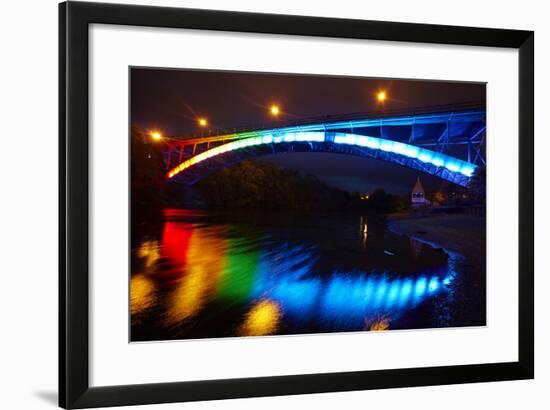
[164,103,486,187]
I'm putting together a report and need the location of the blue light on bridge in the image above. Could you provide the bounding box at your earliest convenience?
[333,132,476,177]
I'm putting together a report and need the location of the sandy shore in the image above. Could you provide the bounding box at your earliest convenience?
[387,211,487,327]
[387,212,486,265]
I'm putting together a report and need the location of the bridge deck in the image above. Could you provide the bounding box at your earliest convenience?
[167,102,485,146]
[163,103,486,187]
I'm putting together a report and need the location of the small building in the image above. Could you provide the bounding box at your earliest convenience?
[411,177,427,206]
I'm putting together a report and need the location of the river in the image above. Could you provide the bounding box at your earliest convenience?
[130,208,478,341]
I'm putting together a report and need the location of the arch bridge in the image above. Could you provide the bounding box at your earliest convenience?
[164,104,486,187]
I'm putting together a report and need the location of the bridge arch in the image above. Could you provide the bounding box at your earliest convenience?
[166,130,477,187]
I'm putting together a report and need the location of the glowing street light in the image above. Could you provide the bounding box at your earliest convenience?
[149,130,163,141]
[376,90,387,103]
[270,104,280,117]
[197,117,208,127]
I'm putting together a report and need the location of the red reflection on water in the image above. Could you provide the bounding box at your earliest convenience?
[162,208,206,220]
[159,221,194,281]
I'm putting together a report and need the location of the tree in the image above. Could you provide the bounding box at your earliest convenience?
[367,188,391,213]
[130,126,165,209]
[196,160,350,211]
[468,165,486,205]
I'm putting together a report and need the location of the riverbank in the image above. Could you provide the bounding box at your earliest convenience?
[388,211,487,327]
[387,212,486,264]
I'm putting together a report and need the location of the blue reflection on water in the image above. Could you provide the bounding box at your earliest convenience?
[250,240,455,331]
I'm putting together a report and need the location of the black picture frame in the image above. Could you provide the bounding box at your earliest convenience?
[59,1,534,408]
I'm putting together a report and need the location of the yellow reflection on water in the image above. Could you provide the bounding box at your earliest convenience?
[137,240,160,270]
[130,274,156,322]
[240,299,281,336]
[369,318,390,331]
[163,228,226,326]
[360,216,368,247]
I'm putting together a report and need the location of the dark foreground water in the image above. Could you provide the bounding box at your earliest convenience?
[131,209,482,341]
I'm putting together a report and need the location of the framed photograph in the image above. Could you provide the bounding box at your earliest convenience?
[59,1,534,408]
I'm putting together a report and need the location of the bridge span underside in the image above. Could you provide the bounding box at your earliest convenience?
[165,109,486,187]
[168,138,473,186]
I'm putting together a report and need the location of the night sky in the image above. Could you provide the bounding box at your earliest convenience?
[131,68,485,194]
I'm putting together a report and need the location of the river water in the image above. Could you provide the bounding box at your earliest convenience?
[130,209,471,341]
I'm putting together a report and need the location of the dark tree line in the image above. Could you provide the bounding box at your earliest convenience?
[130,127,166,213]
[423,166,486,207]
[196,160,351,212]
[361,189,411,213]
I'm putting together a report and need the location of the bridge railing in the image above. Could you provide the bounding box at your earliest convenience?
[166,100,486,145]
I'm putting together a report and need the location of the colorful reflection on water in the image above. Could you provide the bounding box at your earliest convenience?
[240,299,282,336]
[131,210,458,341]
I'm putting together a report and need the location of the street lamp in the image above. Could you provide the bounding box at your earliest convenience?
[197,117,208,127]
[376,90,387,103]
[149,130,163,141]
[270,104,280,117]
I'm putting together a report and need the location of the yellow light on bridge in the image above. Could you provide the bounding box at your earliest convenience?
[149,130,163,141]
[197,117,208,127]
[270,104,280,117]
[376,90,387,103]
